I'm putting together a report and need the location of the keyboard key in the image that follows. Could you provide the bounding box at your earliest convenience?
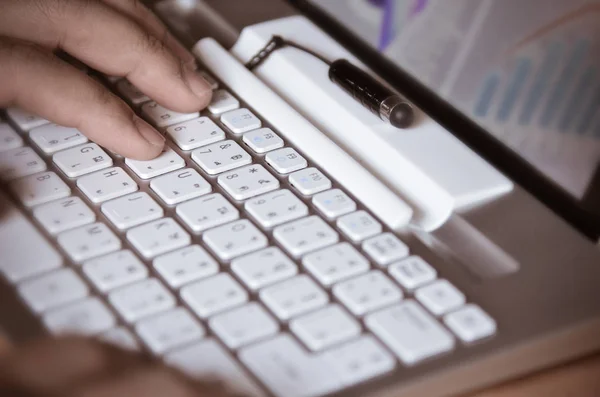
[245,189,308,228]
[199,70,219,89]
[303,243,370,287]
[243,128,284,153]
[265,148,307,174]
[362,233,409,266]
[209,302,279,349]
[415,279,466,316]
[337,210,382,242]
[289,168,332,195]
[388,256,437,290]
[444,304,497,343]
[83,250,148,293]
[29,124,87,154]
[290,304,361,351]
[231,247,298,290]
[191,140,251,175]
[58,223,121,263]
[239,334,341,397]
[153,245,219,289]
[125,147,185,179]
[202,219,268,261]
[166,117,225,151]
[181,273,248,318]
[365,301,455,365]
[116,79,150,105]
[323,336,396,388]
[312,189,356,219]
[260,275,328,321]
[0,146,46,181]
[273,216,338,257]
[109,278,176,322]
[10,171,70,207]
[77,167,138,203]
[141,101,199,128]
[18,268,89,313]
[100,327,139,351]
[151,168,212,205]
[176,193,239,233]
[53,143,112,178]
[33,196,95,234]
[218,164,279,201]
[6,107,48,131]
[220,108,261,134]
[101,192,163,230]
[135,308,205,354]
[44,298,116,336]
[0,123,23,152]
[208,89,240,114]
[127,218,191,259]
[333,271,402,316]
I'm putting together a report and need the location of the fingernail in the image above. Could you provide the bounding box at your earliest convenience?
[183,65,212,100]
[133,117,165,148]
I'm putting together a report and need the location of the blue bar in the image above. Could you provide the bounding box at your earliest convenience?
[475,74,500,118]
[497,58,531,122]
[558,66,596,132]
[576,84,600,135]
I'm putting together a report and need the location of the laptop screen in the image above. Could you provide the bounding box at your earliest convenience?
[310,0,600,204]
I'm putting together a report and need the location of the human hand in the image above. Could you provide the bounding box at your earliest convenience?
[0,0,213,160]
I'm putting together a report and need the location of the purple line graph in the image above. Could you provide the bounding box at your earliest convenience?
[368,0,428,50]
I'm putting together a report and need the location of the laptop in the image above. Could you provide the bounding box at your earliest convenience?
[1,0,599,396]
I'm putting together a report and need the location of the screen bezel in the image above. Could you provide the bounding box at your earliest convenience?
[290,0,600,239]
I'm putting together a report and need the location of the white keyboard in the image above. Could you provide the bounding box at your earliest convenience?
[0,70,497,397]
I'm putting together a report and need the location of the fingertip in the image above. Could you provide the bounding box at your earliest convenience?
[129,117,165,160]
[183,66,213,109]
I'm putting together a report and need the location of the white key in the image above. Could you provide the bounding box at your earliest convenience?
[176,193,239,233]
[260,275,328,321]
[444,304,497,343]
[181,273,248,318]
[199,70,219,89]
[127,218,191,259]
[166,117,225,151]
[388,256,437,290]
[220,108,261,134]
[77,167,138,203]
[30,124,87,154]
[191,140,251,175]
[303,243,370,287]
[33,196,95,234]
[415,279,466,316]
[365,301,455,364]
[18,268,89,313]
[136,308,205,354]
[362,233,409,266]
[333,271,402,316]
[265,148,307,174]
[167,339,266,397]
[109,278,176,322]
[153,245,219,288]
[116,79,149,105]
[125,147,185,179]
[243,128,284,153]
[0,146,46,181]
[203,219,267,261]
[100,327,139,351]
[312,189,356,219]
[245,189,308,228]
[273,216,339,257]
[6,107,48,131]
[101,192,163,230]
[218,164,279,201]
[10,171,70,207]
[289,168,332,195]
[337,210,382,242]
[58,223,121,263]
[208,89,240,114]
[323,336,396,388]
[290,304,361,351]
[151,168,212,205]
[44,298,116,336]
[0,123,23,152]
[53,143,112,178]
[83,250,148,292]
[231,247,298,291]
[239,334,341,397]
[141,101,199,128]
[209,302,279,349]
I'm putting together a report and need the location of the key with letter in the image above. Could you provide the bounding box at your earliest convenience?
[151,168,212,205]
[127,218,191,259]
[53,143,112,178]
[58,222,121,263]
[102,192,163,230]
[10,171,70,207]
[30,124,87,154]
[109,278,176,322]
[0,146,46,181]
[77,167,138,203]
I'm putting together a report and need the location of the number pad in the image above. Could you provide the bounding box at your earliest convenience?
[202,219,268,261]
[181,273,248,318]
[127,218,191,259]
[245,189,308,228]
[273,216,339,257]
[77,167,138,203]
[231,247,298,290]
[220,108,261,134]
[0,146,46,181]
[83,250,148,292]
[109,278,176,322]
[218,164,280,201]
[101,192,164,230]
[10,171,70,207]
[191,140,251,175]
[30,124,87,154]
[176,193,239,233]
[57,222,121,263]
[259,275,328,320]
[333,271,403,316]
[151,168,212,205]
[153,245,219,288]
[33,196,95,234]
[0,123,23,152]
[53,143,112,178]
[289,168,332,195]
[243,128,284,153]
[125,147,185,179]
[312,189,356,219]
[141,101,199,128]
[208,89,240,114]
[166,117,225,151]
[303,243,370,286]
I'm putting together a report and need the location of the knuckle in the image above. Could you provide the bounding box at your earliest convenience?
[32,0,95,19]
[136,29,168,57]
